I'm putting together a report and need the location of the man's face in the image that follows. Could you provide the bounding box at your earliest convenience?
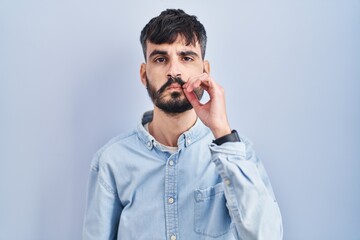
[140,37,208,114]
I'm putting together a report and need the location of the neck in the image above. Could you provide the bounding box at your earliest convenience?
[148,107,197,147]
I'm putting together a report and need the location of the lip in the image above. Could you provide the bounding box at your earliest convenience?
[167,83,182,90]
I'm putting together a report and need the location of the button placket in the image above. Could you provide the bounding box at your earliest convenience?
[165,155,178,240]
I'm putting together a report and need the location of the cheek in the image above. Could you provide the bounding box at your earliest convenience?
[146,74,164,90]
[146,67,161,79]
[190,63,206,73]
[147,66,170,81]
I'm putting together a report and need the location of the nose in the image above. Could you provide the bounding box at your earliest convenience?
[166,59,181,78]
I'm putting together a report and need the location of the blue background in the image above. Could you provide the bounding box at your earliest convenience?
[1,0,359,239]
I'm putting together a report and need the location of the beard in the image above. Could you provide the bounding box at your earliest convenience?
[146,76,204,114]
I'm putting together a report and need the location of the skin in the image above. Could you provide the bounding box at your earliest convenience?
[140,36,231,147]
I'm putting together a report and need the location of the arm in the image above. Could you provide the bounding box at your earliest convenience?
[83,154,123,240]
[183,74,283,239]
[209,139,283,240]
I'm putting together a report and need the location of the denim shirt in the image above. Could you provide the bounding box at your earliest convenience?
[83,111,283,240]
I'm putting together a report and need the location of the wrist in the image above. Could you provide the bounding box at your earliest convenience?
[213,129,241,145]
[212,126,231,139]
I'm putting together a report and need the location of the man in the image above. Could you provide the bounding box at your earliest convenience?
[83,9,283,240]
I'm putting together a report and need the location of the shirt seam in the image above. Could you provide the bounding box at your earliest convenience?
[98,175,117,195]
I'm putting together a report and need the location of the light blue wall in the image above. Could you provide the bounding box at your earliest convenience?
[1,0,359,239]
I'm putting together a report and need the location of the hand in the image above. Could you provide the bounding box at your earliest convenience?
[183,73,231,139]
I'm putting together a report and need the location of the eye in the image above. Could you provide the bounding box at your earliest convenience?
[183,56,193,62]
[154,57,167,63]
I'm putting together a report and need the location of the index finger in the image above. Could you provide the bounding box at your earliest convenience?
[183,73,211,92]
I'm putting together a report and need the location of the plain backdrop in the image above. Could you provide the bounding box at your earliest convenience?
[1,0,359,239]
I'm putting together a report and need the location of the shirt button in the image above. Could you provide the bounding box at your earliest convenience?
[168,197,174,204]
[196,192,202,201]
[170,234,177,240]
[186,138,191,145]
[147,141,152,148]
[225,179,231,186]
[168,160,174,166]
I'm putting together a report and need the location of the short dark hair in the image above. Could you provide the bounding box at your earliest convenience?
[140,9,207,61]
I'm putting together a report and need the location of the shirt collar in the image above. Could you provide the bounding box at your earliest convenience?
[137,110,210,151]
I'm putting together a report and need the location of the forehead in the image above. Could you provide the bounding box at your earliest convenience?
[146,36,201,57]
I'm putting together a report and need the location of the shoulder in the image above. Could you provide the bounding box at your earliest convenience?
[90,129,139,171]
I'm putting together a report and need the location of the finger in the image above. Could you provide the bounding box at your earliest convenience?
[183,73,209,89]
[187,72,208,82]
[183,87,203,110]
[201,76,222,98]
[184,79,203,92]
[184,77,213,93]
[200,79,211,90]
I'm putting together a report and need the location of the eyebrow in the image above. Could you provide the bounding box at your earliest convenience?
[149,50,168,59]
[178,51,199,58]
[148,50,200,59]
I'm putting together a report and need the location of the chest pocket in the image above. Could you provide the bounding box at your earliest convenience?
[194,182,232,238]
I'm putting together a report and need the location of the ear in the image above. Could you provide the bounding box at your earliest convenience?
[140,63,147,86]
[203,60,210,74]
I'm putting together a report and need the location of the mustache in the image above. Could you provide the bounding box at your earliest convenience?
[157,77,186,94]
